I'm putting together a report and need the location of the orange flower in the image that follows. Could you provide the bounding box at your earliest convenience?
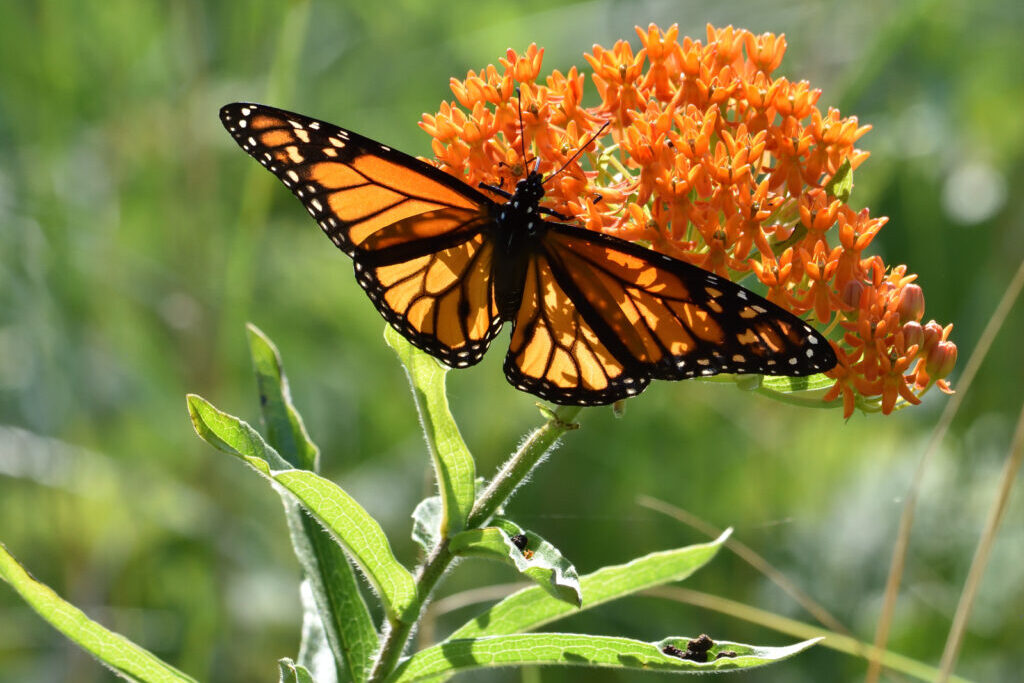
[419,23,957,417]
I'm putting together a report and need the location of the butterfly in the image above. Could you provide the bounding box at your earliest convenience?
[219,102,836,406]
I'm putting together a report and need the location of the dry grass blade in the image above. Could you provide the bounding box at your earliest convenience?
[636,495,852,638]
[866,257,1024,682]
[936,399,1024,681]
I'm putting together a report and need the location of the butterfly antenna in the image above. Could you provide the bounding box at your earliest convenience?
[516,86,529,175]
[543,120,612,185]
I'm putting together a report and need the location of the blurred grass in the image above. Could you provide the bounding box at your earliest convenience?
[1,1,1022,681]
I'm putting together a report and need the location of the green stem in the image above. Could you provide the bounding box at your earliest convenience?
[366,404,583,682]
[468,405,581,527]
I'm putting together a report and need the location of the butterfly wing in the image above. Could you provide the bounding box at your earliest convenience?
[219,103,503,366]
[505,223,836,405]
[504,249,651,405]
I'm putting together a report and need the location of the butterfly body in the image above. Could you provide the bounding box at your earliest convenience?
[485,171,551,321]
[220,102,836,405]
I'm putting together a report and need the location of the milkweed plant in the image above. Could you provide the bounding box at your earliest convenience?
[0,24,955,683]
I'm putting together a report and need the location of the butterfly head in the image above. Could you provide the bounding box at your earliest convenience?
[513,170,546,206]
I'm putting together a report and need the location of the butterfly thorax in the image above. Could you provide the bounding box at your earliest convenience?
[491,171,548,321]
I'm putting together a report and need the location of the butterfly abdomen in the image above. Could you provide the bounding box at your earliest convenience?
[490,172,550,322]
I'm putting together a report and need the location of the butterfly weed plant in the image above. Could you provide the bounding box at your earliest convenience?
[0,23,958,683]
[420,24,957,416]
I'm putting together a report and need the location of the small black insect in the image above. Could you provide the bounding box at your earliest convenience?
[510,533,529,551]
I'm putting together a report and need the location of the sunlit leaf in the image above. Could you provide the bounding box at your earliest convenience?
[187,394,417,621]
[450,518,580,607]
[0,542,197,683]
[248,325,376,682]
[759,373,835,394]
[449,531,729,639]
[411,495,443,553]
[387,633,820,681]
[824,157,854,202]
[385,327,476,536]
[247,323,319,470]
[278,658,317,683]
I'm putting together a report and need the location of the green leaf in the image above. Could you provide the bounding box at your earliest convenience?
[759,372,835,394]
[824,157,854,202]
[412,479,488,553]
[411,495,443,552]
[449,519,581,607]
[278,658,317,683]
[0,542,197,683]
[449,531,729,639]
[386,633,820,681]
[708,371,835,396]
[296,581,338,682]
[247,323,319,470]
[187,394,417,622]
[247,325,377,682]
[385,327,476,537]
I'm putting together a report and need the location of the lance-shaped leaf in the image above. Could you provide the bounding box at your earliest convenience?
[278,658,317,683]
[386,633,820,681]
[188,394,417,622]
[296,581,339,683]
[411,495,443,553]
[0,542,197,683]
[449,518,580,607]
[247,325,377,682]
[449,530,729,639]
[758,373,836,394]
[247,324,319,471]
[385,327,475,537]
[412,479,488,553]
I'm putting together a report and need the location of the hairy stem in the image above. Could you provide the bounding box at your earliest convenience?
[366,404,582,681]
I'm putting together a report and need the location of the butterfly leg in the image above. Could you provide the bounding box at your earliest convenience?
[537,206,572,221]
[479,182,514,199]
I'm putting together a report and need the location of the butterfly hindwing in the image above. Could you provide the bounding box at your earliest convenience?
[354,219,503,367]
[504,249,650,405]
[539,224,835,385]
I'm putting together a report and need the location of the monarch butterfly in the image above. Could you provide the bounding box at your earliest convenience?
[219,102,836,406]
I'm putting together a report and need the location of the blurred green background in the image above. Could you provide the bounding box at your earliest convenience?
[1,0,1021,681]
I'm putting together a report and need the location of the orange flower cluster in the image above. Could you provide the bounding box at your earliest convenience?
[419,23,956,418]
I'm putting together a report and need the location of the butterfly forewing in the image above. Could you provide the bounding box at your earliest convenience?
[220,102,503,367]
[219,103,492,256]
[540,224,835,381]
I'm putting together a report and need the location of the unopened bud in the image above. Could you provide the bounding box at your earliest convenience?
[902,321,924,354]
[841,279,865,313]
[926,341,957,380]
[897,284,925,323]
[922,320,945,355]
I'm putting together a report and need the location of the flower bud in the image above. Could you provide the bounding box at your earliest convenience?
[897,284,925,323]
[926,341,957,380]
[901,321,924,355]
[922,320,945,355]
[840,279,865,313]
